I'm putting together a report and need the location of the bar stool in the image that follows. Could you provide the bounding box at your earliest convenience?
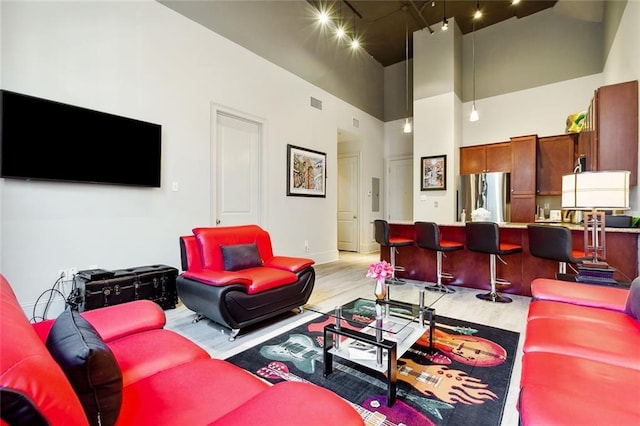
[414,221,464,293]
[465,222,522,303]
[527,224,587,277]
[374,220,413,284]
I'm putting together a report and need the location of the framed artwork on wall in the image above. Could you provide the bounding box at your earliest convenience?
[421,155,446,191]
[287,144,327,197]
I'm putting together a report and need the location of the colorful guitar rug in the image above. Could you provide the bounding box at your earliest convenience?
[226,298,519,426]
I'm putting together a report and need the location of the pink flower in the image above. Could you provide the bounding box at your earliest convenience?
[366,260,393,281]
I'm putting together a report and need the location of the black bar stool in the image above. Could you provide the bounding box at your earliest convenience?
[374,220,414,284]
[527,224,586,277]
[414,221,464,293]
[465,222,522,303]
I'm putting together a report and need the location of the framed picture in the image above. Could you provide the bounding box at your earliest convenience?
[287,144,327,197]
[421,155,447,191]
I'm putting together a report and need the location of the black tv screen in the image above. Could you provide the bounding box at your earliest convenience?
[0,90,162,187]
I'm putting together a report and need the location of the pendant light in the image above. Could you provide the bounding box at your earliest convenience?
[403,6,412,134]
[469,18,479,122]
[442,0,448,31]
[474,1,482,19]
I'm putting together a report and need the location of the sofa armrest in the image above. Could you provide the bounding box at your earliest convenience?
[30,300,166,343]
[80,299,166,342]
[183,270,252,286]
[531,278,628,311]
[263,256,314,273]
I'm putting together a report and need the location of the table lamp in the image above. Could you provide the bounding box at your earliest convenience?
[561,170,630,264]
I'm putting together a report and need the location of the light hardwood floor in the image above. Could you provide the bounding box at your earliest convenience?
[165,251,530,425]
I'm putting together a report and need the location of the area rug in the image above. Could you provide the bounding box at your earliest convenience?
[227,299,519,426]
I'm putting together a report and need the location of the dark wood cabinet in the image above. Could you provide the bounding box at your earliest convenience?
[578,80,638,185]
[460,142,511,175]
[510,135,537,222]
[537,134,577,195]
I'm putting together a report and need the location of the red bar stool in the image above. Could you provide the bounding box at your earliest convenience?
[527,224,587,278]
[414,221,464,293]
[374,220,413,284]
[465,222,522,303]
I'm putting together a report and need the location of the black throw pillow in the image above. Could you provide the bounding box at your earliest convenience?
[45,309,122,426]
[625,276,640,321]
[221,243,262,271]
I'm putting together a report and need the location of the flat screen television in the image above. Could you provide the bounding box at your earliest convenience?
[0,89,162,187]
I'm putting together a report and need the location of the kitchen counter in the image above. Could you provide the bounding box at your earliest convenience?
[381,222,638,297]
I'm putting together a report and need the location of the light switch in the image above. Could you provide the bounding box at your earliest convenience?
[171,182,179,192]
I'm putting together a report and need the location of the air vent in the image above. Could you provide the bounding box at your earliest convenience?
[310,97,322,110]
[352,118,360,128]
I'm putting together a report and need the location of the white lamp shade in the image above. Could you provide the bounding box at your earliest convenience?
[562,171,630,210]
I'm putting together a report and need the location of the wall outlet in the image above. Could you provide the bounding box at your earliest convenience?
[58,268,77,281]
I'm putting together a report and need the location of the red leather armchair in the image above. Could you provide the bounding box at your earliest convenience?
[518,277,640,424]
[0,274,363,425]
[177,225,315,339]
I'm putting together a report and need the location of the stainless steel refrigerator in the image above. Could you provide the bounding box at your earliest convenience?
[458,172,511,223]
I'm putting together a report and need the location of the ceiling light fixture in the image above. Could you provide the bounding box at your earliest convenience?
[442,0,448,31]
[318,9,330,26]
[470,18,479,122]
[403,5,412,134]
[474,1,482,19]
[512,0,521,5]
[335,1,345,40]
[350,12,360,49]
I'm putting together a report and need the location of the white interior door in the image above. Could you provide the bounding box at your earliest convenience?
[338,154,359,252]
[387,157,413,222]
[214,110,262,226]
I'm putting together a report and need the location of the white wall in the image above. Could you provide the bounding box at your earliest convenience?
[413,93,460,223]
[461,74,603,146]
[0,0,384,310]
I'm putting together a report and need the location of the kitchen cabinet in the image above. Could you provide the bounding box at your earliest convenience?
[577,80,638,185]
[537,134,577,195]
[510,135,537,223]
[460,142,511,175]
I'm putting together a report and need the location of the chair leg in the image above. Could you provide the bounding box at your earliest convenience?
[559,261,567,274]
[426,251,455,293]
[476,254,512,303]
[387,246,406,285]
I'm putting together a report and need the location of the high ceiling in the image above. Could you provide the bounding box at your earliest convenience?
[312,1,558,66]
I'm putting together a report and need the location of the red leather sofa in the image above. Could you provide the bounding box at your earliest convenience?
[0,274,363,425]
[177,225,315,339]
[518,277,640,425]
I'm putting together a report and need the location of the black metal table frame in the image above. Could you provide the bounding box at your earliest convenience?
[322,299,435,407]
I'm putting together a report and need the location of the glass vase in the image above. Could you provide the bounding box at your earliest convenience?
[374,277,387,300]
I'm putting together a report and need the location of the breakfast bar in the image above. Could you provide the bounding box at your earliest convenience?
[381,222,639,297]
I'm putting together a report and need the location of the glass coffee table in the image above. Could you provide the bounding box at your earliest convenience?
[305,285,445,407]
